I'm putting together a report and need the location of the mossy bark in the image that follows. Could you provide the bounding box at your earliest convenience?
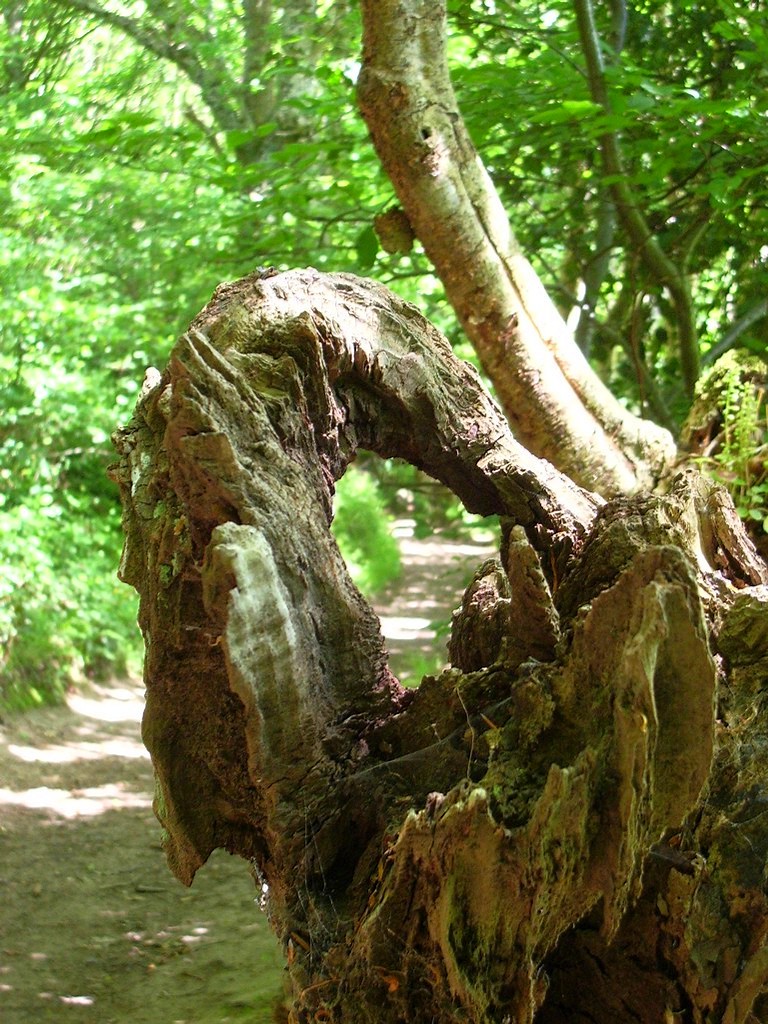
[113,269,768,1024]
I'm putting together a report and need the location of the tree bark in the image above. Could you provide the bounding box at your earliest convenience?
[113,269,768,1024]
[357,0,676,498]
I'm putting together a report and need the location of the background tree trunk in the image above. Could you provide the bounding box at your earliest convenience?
[357,0,676,498]
[114,270,768,1024]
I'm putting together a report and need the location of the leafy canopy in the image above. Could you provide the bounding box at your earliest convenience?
[1,0,765,707]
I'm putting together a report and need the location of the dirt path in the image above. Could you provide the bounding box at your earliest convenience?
[373,524,495,685]
[0,532,493,1024]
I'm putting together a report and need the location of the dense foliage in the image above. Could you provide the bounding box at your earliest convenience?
[1,0,765,709]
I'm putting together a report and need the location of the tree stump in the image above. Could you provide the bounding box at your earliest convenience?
[112,269,768,1024]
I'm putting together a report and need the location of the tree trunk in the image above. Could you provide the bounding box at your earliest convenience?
[113,269,768,1024]
[357,0,676,497]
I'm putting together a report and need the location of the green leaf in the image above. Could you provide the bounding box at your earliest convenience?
[560,100,601,117]
[626,93,656,112]
[531,100,601,125]
[712,19,741,41]
[254,122,278,138]
[355,225,379,269]
[225,129,255,152]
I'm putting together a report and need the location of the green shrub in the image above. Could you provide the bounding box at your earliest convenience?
[0,278,153,712]
[689,353,768,536]
[0,503,142,713]
[331,466,401,594]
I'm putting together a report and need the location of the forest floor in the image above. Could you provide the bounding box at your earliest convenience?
[0,525,494,1024]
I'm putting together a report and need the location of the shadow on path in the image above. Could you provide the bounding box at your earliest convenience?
[0,681,284,1024]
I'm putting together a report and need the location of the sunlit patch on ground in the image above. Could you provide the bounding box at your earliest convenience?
[0,680,284,1024]
[66,684,145,724]
[378,615,434,641]
[8,736,149,764]
[0,679,152,819]
[0,781,152,818]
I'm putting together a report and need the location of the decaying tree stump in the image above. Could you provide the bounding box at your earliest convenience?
[112,269,768,1024]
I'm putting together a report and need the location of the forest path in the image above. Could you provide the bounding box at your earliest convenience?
[373,521,495,685]
[0,531,493,1024]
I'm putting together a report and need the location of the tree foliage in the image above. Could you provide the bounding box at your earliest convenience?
[1,0,766,706]
[450,0,767,416]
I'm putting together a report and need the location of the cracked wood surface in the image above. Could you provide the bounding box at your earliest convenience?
[114,269,768,1024]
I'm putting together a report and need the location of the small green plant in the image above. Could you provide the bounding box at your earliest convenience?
[331,466,401,594]
[694,354,768,534]
[719,373,767,531]
[396,650,446,688]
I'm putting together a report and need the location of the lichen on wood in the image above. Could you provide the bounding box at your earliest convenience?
[113,269,768,1023]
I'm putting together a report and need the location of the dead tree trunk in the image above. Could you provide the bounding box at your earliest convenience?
[113,269,768,1024]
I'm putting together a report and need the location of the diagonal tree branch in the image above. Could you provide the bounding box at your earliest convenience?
[703,298,768,366]
[573,0,700,397]
[49,0,243,130]
[358,0,676,497]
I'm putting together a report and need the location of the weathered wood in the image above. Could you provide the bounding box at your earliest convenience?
[114,269,768,1024]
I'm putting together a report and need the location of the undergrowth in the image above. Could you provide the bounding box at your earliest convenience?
[0,507,142,713]
[331,465,402,594]
[693,353,768,536]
